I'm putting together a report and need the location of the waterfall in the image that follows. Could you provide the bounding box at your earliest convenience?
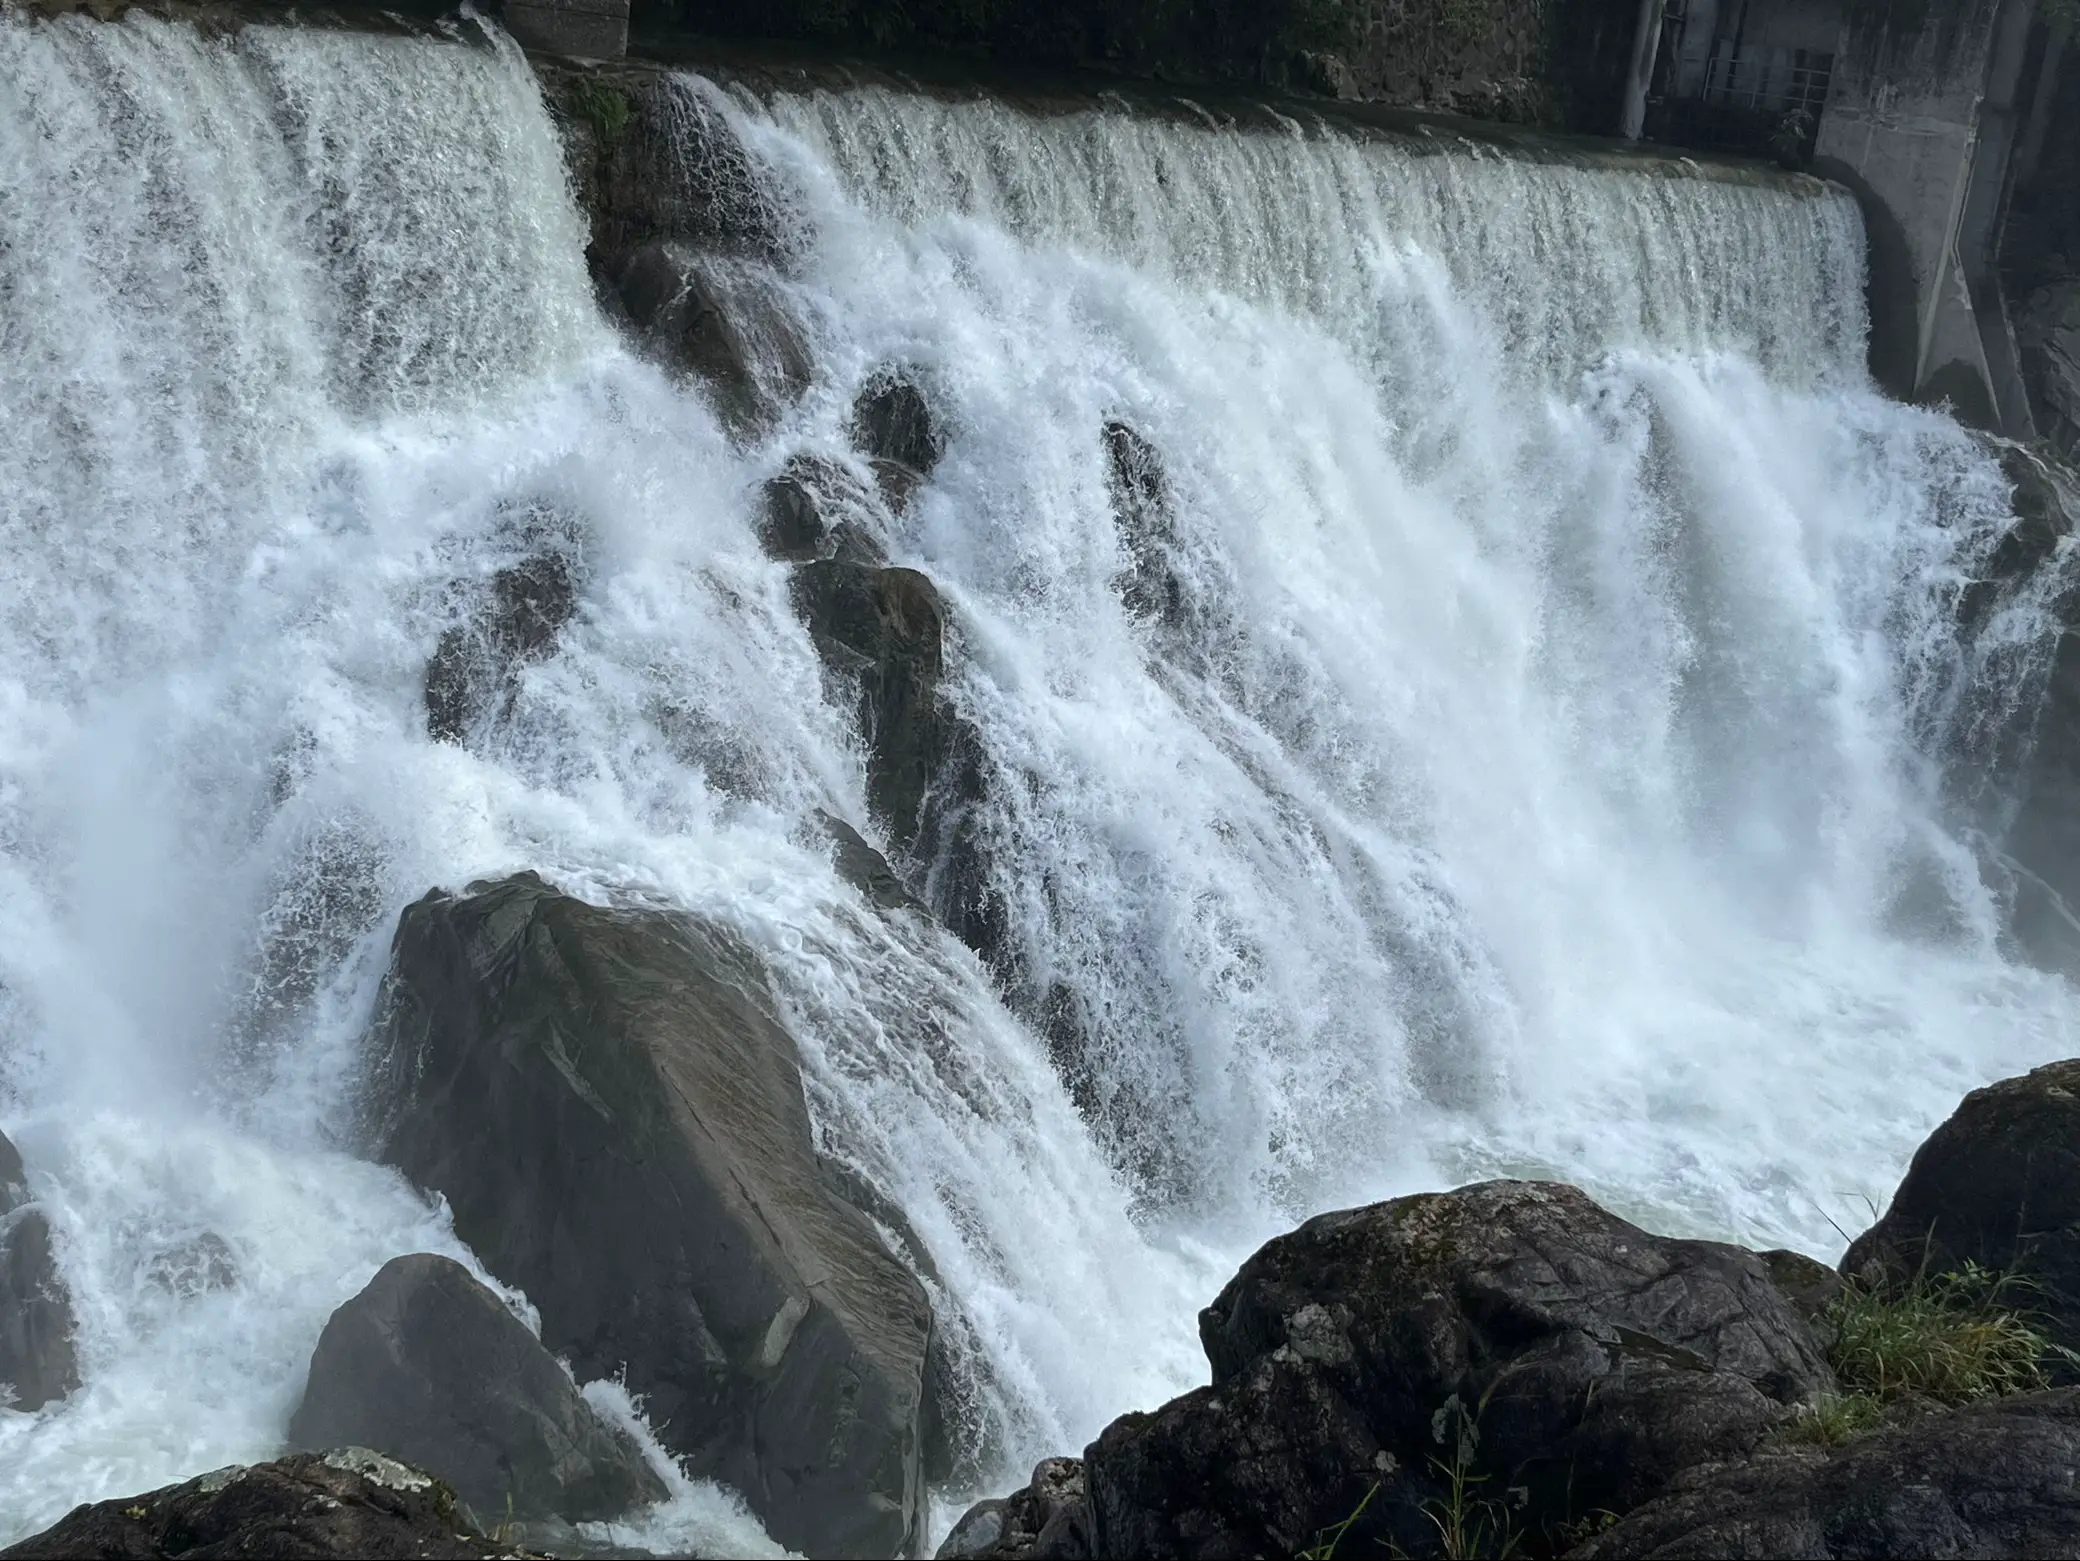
[1,10,2074,1550]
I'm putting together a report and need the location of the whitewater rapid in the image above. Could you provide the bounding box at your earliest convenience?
[1,10,2073,1550]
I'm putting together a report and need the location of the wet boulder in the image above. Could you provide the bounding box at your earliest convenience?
[289,1253,667,1527]
[0,1129,78,1412]
[1843,1057,2080,1358]
[367,872,937,1559]
[758,453,887,565]
[0,1448,516,1560]
[424,548,578,745]
[946,1179,1834,1559]
[1574,1387,2080,1559]
[616,241,813,439]
[850,374,945,511]
[937,1457,1092,1560]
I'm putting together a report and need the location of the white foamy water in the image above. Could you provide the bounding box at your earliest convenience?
[1,11,2074,1552]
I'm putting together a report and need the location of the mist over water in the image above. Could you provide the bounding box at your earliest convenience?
[1,11,2074,1549]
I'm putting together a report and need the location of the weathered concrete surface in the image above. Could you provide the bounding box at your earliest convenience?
[1811,0,2021,430]
[503,0,628,60]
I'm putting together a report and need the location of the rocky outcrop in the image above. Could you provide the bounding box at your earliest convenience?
[366,873,937,1559]
[937,1457,1091,1560]
[0,1449,516,1560]
[425,545,579,746]
[289,1253,667,1528]
[1844,1057,2080,1357]
[850,374,946,513]
[0,1128,78,1413]
[943,1180,1836,1559]
[1079,1180,1833,1558]
[1575,1388,2080,1559]
[1103,420,1188,634]
[759,454,887,566]
[2016,283,2080,462]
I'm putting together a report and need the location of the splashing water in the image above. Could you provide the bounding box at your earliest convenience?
[0,11,2073,1549]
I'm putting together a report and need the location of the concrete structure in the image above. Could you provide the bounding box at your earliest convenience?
[1635,0,2059,437]
[503,0,629,59]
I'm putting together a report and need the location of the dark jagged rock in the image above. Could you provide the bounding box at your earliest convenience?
[947,1179,1834,1560]
[145,1232,238,1297]
[615,242,813,439]
[937,1458,1090,1560]
[1573,1388,2080,1559]
[289,1253,667,1527]
[850,374,944,511]
[424,547,578,745]
[0,1448,515,1560]
[1103,421,1188,632]
[367,873,936,1559]
[791,559,964,856]
[1843,1057,2080,1359]
[817,810,925,915]
[0,1128,78,1413]
[757,453,887,565]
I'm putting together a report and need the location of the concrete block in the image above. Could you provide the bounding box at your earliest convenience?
[503,0,628,59]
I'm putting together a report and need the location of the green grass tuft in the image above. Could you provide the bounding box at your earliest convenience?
[567,76,632,145]
[1827,1261,2069,1407]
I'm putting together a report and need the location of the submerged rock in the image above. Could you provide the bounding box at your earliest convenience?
[1575,1388,2080,1558]
[144,1231,238,1298]
[289,1253,667,1527]
[367,873,936,1559]
[0,1129,78,1413]
[1844,1057,2080,1358]
[0,1449,515,1560]
[425,546,579,745]
[616,241,813,439]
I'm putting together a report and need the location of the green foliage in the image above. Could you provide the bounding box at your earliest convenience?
[567,75,632,144]
[1438,0,1495,45]
[1827,1261,2072,1407]
[1780,1390,1887,1446]
[1420,1395,1522,1561]
[1299,1481,1379,1560]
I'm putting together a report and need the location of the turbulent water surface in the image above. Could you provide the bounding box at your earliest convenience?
[1,11,2074,1549]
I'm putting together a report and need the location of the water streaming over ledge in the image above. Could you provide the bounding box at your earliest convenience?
[1,11,2075,1549]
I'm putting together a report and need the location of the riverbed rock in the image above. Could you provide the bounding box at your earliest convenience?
[615,241,813,439]
[144,1232,238,1298]
[424,547,578,745]
[0,1129,78,1413]
[945,1179,1835,1559]
[289,1253,667,1527]
[1843,1057,2080,1359]
[1573,1387,2080,1559]
[0,1448,516,1560]
[367,872,936,1559]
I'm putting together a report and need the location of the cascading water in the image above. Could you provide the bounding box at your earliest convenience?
[1,9,2074,1552]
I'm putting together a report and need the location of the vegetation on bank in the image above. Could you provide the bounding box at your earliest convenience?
[1788,1260,2075,1446]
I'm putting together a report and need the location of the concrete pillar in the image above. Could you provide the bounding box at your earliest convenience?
[1621,0,1670,138]
[502,0,629,59]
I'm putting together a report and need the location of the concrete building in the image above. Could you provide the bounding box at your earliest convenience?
[1640,0,2070,440]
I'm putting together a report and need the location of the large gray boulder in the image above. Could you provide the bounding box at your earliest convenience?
[615,241,812,440]
[0,1129,78,1412]
[0,1448,516,1560]
[288,1253,666,1527]
[366,873,937,1559]
[947,1180,1834,1559]
[1843,1057,2080,1359]
[1573,1388,2080,1559]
